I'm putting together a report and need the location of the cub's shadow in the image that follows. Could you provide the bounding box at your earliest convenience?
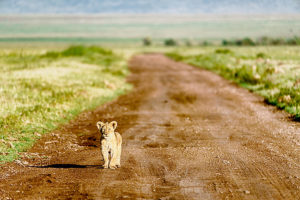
[32,164,103,169]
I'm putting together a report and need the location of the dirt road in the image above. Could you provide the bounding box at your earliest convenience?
[1,54,300,199]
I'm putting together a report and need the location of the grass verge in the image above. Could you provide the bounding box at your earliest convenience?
[0,45,131,163]
[166,46,300,121]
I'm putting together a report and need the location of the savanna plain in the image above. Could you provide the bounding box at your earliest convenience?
[0,14,300,199]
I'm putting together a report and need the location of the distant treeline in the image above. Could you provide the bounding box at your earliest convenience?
[143,36,300,46]
[222,36,300,46]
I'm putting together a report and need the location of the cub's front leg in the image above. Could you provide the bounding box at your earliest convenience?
[109,148,117,169]
[109,140,119,169]
[101,140,109,169]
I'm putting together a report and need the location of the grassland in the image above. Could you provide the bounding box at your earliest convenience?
[1,14,300,45]
[0,45,131,162]
[1,44,299,163]
[166,46,300,120]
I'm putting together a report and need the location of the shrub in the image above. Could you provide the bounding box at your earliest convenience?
[200,41,211,46]
[164,38,177,46]
[271,38,285,45]
[215,48,233,54]
[257,36,272,45]
[185,40,192,47]
[286,37,300,45]
[143,37,152,46]
[222,39,228,46]
[61,45,112,57]
[256,52,267,58]
[165,52,185,61]
[234,39,242,46]
[241,37,255,46]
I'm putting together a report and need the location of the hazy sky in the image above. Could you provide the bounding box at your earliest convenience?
[0,0,299,14]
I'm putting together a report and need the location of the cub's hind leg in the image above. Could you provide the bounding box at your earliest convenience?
[116,144,121,168]
[116,134,122,168]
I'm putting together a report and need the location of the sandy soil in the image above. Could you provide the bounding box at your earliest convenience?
[1,54,300,199]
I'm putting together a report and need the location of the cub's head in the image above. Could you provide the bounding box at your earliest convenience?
[96,121,117,137]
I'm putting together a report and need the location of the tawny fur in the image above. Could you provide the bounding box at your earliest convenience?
[96,121,122,169]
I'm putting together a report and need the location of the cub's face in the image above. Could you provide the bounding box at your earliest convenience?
[97,121,117,137]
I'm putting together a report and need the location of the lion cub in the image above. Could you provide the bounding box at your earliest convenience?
[96,121,122,169]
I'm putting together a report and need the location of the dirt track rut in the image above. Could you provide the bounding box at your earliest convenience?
[1,54,300,199]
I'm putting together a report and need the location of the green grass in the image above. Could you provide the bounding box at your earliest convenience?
[166,46,300,120]
[0,45,131,163]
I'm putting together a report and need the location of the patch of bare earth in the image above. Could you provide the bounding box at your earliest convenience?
[1,54,300,199]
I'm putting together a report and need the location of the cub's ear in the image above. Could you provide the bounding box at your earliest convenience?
[110,121,117,130]
[96,121,105,130]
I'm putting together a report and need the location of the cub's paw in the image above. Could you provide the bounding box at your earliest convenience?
[109,164,117,169]
[103,164,109,169]
[116,164,121,168]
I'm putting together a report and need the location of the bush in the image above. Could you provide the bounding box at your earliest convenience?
[43,46,113,59]
[222,40,230,46]
[286,37,300,45]
[242,37,255,46]
[61,45,112,57]
[271,38,285,45]
[165,52,185,61]
[200,41,211,46]
[256,52,267,58]
[234,65,260,84]
[215,48,233,54]
[142,37,152,46]
[185,40,192,47]
[257,36,272,45]
[164,38,177,46]
[222,36,300,46]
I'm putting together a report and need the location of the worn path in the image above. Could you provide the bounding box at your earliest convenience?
[1,54,300,199]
